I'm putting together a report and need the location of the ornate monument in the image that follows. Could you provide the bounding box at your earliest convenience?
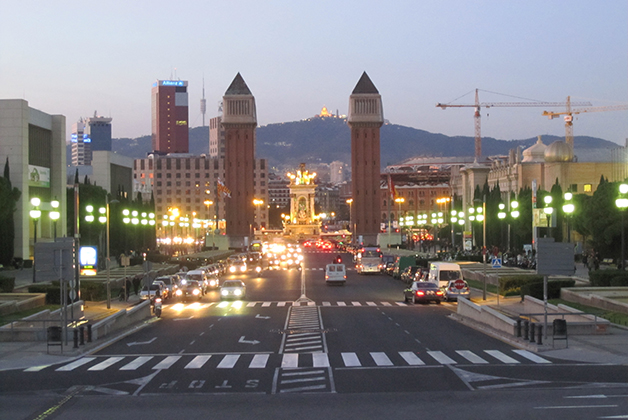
[284,163,320,238]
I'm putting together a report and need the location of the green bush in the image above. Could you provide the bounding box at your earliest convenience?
[520,279,576,300]
[27,284,61,304]
[499,275,544,296]
[588,270,628,287]
[80,281,107,301]
[0,276,15,293]
[27,280,107,304]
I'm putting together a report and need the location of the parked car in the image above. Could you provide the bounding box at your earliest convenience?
[403,281,444,304]
[442,279,471,302]
[220,280,246,300]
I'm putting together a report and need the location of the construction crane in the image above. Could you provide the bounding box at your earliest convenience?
[542,96,628,148]
[436,89,591,159]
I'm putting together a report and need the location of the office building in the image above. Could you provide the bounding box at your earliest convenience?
[151,80,189,154]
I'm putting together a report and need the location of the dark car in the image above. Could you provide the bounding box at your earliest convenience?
[175,279,204,301]
[400,266,422,284]
[403,281,444,304]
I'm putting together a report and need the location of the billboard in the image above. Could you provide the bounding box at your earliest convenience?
[79,246,98,276]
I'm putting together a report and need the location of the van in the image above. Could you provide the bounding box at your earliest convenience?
[426,262,464,288]
[325,264,347,285]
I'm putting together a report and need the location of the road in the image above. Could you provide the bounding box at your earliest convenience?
[1,250,628,419]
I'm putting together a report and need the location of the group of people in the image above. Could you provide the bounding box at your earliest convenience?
[583,251,601,272]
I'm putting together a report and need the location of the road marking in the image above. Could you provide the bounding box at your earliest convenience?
[312,353,330,367]
[184,355,211,369]
[366,302,377,306]
[119,356,153,371]
[371,352,393,366]
[246,302,257,307]
[513,349,551,364]
[282,353,299,368]
[456,350,489,364]
[88,357,124,371]
[277,302,288,307]
[337,302,346,306]
[427,351,457,364]
[341,352,361,367]
[24,365,50,372]
[217,354,240,369]
[322,302,331,306]
[152,356,181,370]
[381,302,392,306]
[395,302,407,306]
[55,357,96,371]
[399,351,425,365]
[484,350,520,364]
[262,302,272,307]
[351,302,362,306]
[249,354,269,368]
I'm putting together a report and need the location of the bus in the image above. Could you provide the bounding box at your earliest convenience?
[356,246,383,274]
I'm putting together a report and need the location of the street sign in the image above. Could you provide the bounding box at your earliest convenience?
[69,289,77,301]
[453,279,466,290]
[491,258,502,268]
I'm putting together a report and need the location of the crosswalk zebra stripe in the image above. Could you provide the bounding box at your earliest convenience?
[395,302,407,306]
[337,302,347,306]
[381,302,392,306]
[399,351,425,366]
[88,356,124,371]
[366,302,377,306]
[351,302,362,306]
[24,365,50,372]
[456,350,489,364]
[341,352,361,367]
[312,353,330,367]
[152,355,181,370]
[484,350,520,364]
[56,357,96,371]
[184,355,211,369]
[513,350,551,364]
[262,302,272,307]
[322,302,331,306]
[371,352,393,366]
[249,354,269,368]
[286,345,323,352]
[282,353,299,368]
[277,302,288,306]
[427,351,457,364]
[120,356,153,371]
[246,302,257,307]
[217,354,240,369]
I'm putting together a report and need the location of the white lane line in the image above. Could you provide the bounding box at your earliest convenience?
[249,354,270,368]
[184,355,211,369]
[282,370,325,377]
[280,384,327,393]
[152,356,181,370]
[456,350,489,364]
[217,354,240,369]
[484,350,520,364]
[281,376,326,384]
[427,351,457,365]
[371,352,394,366]
[88,357,124,371]
[312,353,330,367]
[399,351,425,366]
[119,356,154,371]
[341,352,361,367]
[513,349,552,364]
[281,353,299,368]
[55,357,96,371]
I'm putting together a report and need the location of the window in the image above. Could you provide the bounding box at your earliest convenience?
[570,184,578,192]
[584,184,592,192]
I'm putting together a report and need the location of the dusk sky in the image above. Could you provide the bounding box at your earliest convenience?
[1,1,627,145]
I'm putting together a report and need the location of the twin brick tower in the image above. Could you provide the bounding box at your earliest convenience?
[222,72,383,248]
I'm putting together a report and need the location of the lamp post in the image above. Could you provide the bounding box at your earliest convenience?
[562,192,575,243]
[509,200,519,251]
[498,203,506,251]
[616,184,628,270]
[395,197,405,239]
[29,197,41,283]
[346,198,353,237]
[543,195,553,237]
[50,199,60,240]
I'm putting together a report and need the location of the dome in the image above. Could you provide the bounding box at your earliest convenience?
[522,136,547,162]
[544,140,574,162]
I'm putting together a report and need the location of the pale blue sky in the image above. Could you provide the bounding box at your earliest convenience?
[1,0,627,145]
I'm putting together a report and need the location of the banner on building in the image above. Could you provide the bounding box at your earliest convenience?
[28,165,50,187]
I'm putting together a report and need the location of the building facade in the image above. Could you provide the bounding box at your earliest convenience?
[209,116,225,159]
[151,80,189,154]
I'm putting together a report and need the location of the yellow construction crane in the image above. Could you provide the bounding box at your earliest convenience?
[437,89,590,159]
[542,96,628,148]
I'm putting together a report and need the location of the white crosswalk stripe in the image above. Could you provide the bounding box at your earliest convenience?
[456,350,488,364]
[513,349,551,364]
[428,351,457,364]
[120,356,154,371]
[312,353,330,367]
[56,357,96,371]
[185,355,211,369]
[371,352,393,366]
[484,350,520,364]
[152,355,181,370]
[399,351,425,366]
[217,354,240,369]
[341,352,362,367]
[88,356,124,371]
[249,354,270,368]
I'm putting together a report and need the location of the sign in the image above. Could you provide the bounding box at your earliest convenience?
[536,238,575,276]
[28,165,50,187]
[453,279,466,290]
[120,255,130,267]
[79,246,98,276]
[491,258,502,269]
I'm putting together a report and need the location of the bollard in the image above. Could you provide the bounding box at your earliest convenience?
[79,326,85,345]
[73,329,79,349]
[87,324,92,343]
[530,323,536,343]
[523,320,529,340]
[515,319,522,337]
[537,325,543,345]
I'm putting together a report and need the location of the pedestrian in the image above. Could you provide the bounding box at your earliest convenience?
[582,254,588,269]
[132,276,140,296]
[125,279,132,301]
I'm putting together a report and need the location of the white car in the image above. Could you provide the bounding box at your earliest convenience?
[220,280,246,300]
[325,264,346,286]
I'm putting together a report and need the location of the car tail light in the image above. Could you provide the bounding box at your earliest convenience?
[436,291,444,296]
[343,275,347,279]
[325,275,329,280]
[416,291,425,296]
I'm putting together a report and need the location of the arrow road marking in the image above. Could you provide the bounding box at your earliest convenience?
[238,336,260,345]
[126,337,157,347]
[256,314,270,319]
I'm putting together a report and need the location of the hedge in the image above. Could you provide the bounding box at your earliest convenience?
[589,269,628,287]
[28,281,108,304]
[499,275,544,296]
[0,276,15,293]
[520,279,576,300]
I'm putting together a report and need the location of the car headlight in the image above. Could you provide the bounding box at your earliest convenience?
[234,289,242,296]
[240,266,246,272]
[229,266,236,273]
[176,289,182,296]
[210,280,217,287]
[287,259,294,265]
[221,289,228,296]
[192,289,200,295]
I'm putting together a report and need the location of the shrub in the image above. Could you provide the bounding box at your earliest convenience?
[588,269,628,287]
[499,275,544,296]
[28,284,61,304]
[0,276,15,293]
[520,279,576,300]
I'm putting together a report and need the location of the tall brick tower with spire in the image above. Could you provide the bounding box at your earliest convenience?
[348,72,384,246]
[222,73,257,249]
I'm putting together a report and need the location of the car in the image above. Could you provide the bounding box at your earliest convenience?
[442,279,471,301]
[206,274,220,289]
[325,263,346,285]
[220,280,246,300]
[426,262,464,288]
[185,270,208,294]
[228,259,248,274]
[400,266,422,284]
[154,275,176,298]
[403,281,444,304]
[175,279,204,301]
[139,283,166,301]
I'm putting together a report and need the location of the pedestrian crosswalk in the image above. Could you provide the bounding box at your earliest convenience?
[27,349,554,373]
[165,301,415,310]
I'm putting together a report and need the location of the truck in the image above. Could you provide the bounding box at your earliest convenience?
[392,255,416,279]
[356,246,383,274]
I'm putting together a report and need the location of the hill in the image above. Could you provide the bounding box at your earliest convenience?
[104,118,618,168]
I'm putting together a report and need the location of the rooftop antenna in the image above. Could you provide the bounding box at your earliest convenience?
[201,75,207,126]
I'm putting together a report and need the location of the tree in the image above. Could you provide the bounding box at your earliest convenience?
[0,158,21,265]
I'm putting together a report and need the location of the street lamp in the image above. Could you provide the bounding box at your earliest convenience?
[395,197,405,234]
[509,200,519,251]
[498,203,506,251]
[29,197,41,283]
[50,199,60,240]
[543,195,554,237]
[616,184,628,270]
[563,192,575,243]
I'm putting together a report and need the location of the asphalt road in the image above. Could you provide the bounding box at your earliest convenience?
[2,250,628,419]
